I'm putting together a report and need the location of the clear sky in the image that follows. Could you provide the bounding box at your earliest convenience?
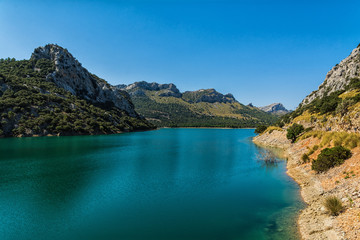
[1,0,360,109]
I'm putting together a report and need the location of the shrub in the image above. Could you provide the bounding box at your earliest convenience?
[255,125,268,134]
[312,146,351,172]
[324,196,343,216]
[301,153,310,163]
[286,123,304,143]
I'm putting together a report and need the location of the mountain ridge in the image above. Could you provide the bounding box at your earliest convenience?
[117,81,278,127]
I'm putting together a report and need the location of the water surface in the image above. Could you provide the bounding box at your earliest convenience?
[0,128,304,240]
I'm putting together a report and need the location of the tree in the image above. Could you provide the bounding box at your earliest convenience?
[312,146,351,172]
[254,125,268,134]
[286,123,304,143]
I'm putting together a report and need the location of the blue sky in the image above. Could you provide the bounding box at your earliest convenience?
[1,0,360,109]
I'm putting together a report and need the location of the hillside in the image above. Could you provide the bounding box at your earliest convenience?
[0,44,154,137]
[254,44,360,240]
[117,81,278,128]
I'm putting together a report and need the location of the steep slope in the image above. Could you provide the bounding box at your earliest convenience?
[254,44,360,240]
[279,44,360,132]
[117,81,278,127]
[301,45,360,106]
[0,44,154,137]
[259,103,290,115]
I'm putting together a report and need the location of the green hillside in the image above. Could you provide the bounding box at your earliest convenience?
[118,82,278,128]
[0,46,154,137]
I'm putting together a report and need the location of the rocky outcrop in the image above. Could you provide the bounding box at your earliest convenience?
[117,81,182,98]
[259,103,290,115]
[182,89,236,103]
[301,45,360,106]
[32,44,138,117]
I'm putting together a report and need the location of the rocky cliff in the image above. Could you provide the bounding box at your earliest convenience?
[117,81,182,98]
[279,44,360,133]
[182,89,236,104]
[0,44,154,137]
[32,45,138,117]
[301,45,360,106]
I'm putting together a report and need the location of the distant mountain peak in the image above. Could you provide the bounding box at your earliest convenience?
[182,88,236,104]
[259,103,289,115]
[116,81,182,98]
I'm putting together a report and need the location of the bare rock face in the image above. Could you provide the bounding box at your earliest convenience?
[182,89,236,103]
[31,44,138,117]
[117,81,182,98]
[301,46,360,106]
[259,103,290,115]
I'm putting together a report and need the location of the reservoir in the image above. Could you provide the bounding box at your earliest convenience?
[0,128,304,240]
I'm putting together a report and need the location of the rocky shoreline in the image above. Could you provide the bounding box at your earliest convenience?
[254,130,360,240]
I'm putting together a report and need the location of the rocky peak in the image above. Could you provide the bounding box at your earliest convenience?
[31,44,138,117]
[117,81,182,98]
[259,103,289,115]
[182,88,236,103]
[301,45,360,106]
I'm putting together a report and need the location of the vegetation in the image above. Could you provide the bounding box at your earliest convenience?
[131,95,278,128]
[301,153,310,163]
[264,126,284,134]
[254,125,268,134]
[276,77,360,128]
[0,57,153,137]
[300,131,360,149]
[312,146,351,172]
[324,196,343,216]
[286,123,304,143]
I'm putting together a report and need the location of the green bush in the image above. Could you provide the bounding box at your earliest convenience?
[324,196,343,216]
[286,123,304,143]
[301,153,310,163]
[312,146,351,172]
[254,125,268,134]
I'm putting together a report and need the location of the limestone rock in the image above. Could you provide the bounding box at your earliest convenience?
[31,44,138,117]
[301,45,360,106]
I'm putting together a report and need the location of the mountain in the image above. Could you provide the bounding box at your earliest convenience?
[259,103,290,115]
[0,44,154,137]
[117,81,278,127]
[279,44,360,132]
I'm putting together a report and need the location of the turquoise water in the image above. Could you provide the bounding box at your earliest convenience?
[0,128,304,240]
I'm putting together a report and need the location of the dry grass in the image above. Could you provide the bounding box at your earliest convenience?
[263,126,284,134]
[324,196,343,216]
[339,89,360,99]
[299,131,360,149]
[292,110,321,123]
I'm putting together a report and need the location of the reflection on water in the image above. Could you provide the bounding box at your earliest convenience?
[0,129,304,240]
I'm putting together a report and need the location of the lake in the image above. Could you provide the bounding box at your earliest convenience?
[0,128,304,240]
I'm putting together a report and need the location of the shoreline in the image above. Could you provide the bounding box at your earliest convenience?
[160,127,256,129]
[253,130,343,240]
